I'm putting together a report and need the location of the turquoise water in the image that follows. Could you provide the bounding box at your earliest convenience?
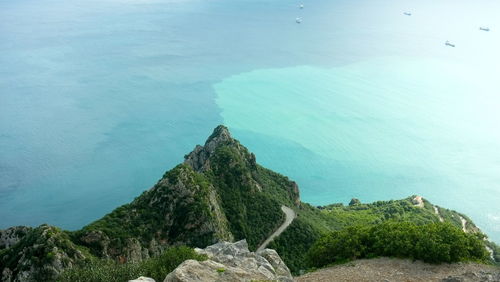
[1,0,499,241]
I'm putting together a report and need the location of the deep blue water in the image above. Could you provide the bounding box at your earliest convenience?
[1,0,499,241]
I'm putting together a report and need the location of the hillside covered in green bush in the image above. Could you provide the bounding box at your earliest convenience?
[1,125,498,281]
[307,221,489,268]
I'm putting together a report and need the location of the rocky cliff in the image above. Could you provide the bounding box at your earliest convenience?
[1,225,87,281]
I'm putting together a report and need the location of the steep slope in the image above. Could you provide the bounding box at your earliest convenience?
[0,225,89,281]
[71,125,300,262]
[184,126,300,249]
[0,125,498,281]
[73,164,234,261]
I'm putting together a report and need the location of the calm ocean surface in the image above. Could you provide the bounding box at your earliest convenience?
[1,0,499,241]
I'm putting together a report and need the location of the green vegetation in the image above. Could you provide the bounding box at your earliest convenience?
[73,164,224,257]
[307,221,489,268]
[2,125,498,282]
[485,241,500,264]
[206,144,294,250]
[0,225,91,281]
[58,246,206,282]
[268,217,322,273]
[268,197,495,274]
[311,197,451,230]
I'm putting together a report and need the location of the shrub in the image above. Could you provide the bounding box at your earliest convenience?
[306,221,489,268]
[58,246,206,282]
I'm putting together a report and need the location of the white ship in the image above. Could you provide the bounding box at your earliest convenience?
[445,40,455,47]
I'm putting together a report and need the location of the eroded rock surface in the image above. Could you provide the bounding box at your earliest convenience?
[164,240,293,282]
[0,226,31,250]
[129,277,156,282]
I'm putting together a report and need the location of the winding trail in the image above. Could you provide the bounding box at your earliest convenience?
[257,206,296,252]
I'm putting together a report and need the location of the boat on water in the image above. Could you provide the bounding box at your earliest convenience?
[299,4,304,9]
[296,17,302,23]
[445,41,455,47]
[479,27,490,32]
[404,12,412,16]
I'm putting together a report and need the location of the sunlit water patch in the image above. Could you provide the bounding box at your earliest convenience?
[215,57,500,241]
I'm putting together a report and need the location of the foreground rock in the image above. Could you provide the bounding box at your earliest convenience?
[164,240,293,282]
[129,277,155,282]
[296,257,500,282]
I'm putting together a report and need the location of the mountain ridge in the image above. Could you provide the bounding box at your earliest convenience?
[1,125,498,281]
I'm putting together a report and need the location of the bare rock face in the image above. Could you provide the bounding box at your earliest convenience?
[349,198,361,206]
[164,240,293,282]
[257,248,292,279]
[1,225,87,282]
[412,195,424,208]
[129,277,156,282]
[0,226,31,250]
[184,125,234,173]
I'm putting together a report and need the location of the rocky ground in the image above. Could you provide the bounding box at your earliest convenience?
[164,240,293,282]
[295,257,500,282]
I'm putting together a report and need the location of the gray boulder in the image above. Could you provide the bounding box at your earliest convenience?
[164,240,293,282]
[129,277,155,282]
[0,226,31,249]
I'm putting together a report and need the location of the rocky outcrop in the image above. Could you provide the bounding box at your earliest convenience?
[183,125,261,194]
[164,240,293,282]
[1,225,87,282]
[459,216,468,233]
[76,164,234,261]
[184,125,235,173]
[433,205,445,222]
[349,198,361,206]
[412,195,424,208]
[129,277,156,282]
[0,226,31,250]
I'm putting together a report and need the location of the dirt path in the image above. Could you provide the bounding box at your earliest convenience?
[257,206,296,252]
[295,257,500,282]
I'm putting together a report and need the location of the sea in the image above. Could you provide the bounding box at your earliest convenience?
[1,0,499,242]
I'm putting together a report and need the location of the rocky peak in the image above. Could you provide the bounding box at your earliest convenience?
[184,125,255,173]
[206,125,232,146]
[349,198,361,206]
[184,125,234,172]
